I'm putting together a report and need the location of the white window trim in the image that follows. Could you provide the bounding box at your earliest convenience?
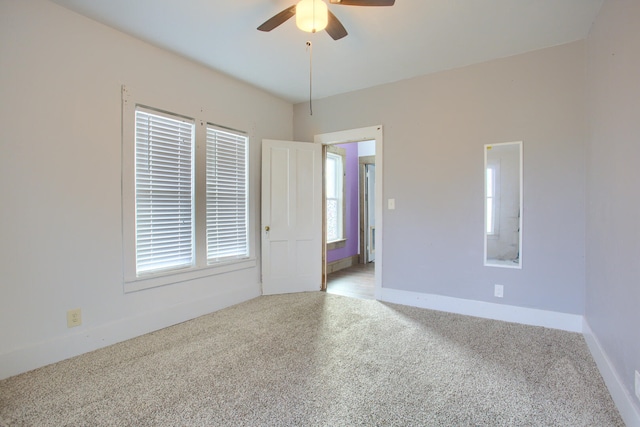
[121,85,255,293]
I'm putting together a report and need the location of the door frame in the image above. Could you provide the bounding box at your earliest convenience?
[314,126,383,299]
[359,156,375,264]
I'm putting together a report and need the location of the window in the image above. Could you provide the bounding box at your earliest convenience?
[123,93,254,291]
[135,108,195,274]
[326,146,346,244]
[206,126,249,263]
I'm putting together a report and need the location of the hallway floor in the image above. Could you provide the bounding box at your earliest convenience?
[326,262,375,300]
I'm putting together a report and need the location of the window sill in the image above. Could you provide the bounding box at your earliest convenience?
[124,258,256,293]
[327,239,346,251]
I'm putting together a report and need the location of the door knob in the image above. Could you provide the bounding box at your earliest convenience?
[265,226,270,232]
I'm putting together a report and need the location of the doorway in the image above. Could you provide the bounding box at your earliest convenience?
[314,126,383,300]
[325,142,375,299]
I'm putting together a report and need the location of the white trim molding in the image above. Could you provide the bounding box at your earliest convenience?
[583,319,640,427]
[379,288,583,332]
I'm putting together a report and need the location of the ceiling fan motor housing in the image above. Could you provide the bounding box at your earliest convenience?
[296,0,329,33]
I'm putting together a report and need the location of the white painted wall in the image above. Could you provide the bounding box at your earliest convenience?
[585,0,640,422]
[295,42,587,315]
[0,0,292,379]
[358,139,376,157]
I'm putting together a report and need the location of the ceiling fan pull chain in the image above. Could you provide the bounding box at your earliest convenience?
[306,40,313,115]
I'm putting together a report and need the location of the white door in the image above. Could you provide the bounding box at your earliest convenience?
[261,139,322,295]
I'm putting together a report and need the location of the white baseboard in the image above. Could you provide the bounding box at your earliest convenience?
[0,283,260,380]
[327,255,360,274]
[379,288,583,332]
[583,319,640,427]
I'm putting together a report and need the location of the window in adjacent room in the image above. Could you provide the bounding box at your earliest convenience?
[326,145,346,247]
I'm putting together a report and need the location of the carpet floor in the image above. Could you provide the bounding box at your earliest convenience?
[0,293,624,426]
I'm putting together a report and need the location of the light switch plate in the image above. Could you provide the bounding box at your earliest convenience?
[388,198,395,210]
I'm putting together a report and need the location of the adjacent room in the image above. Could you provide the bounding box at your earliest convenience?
[1,0,639,425]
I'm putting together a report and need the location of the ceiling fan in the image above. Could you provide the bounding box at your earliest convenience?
[257,0,395,41]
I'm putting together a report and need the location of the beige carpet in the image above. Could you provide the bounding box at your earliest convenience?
[0,293,624,426]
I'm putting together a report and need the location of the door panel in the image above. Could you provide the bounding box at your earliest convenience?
[261,139,322,295]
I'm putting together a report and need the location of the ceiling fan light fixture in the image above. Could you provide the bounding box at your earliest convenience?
[296,0,328,33]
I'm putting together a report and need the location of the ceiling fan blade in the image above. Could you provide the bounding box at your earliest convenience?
[325,10,348,40]
[329,0,395,5]
[257,5,296,32]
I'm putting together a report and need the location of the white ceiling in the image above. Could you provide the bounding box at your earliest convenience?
[49,0,603,104]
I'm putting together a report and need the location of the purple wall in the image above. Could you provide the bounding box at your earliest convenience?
[327,143,359,263]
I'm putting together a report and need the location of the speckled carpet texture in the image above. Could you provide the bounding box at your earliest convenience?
[0,293,624,426]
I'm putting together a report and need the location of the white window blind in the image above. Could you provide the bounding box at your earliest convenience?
[206,126,248,262]
[135,108,195,274]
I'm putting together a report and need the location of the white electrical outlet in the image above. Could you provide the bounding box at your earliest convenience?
[635,370,640,401]
[67,308,82,328]
[494,284,504,298]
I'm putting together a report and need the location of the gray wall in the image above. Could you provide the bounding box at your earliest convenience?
[0,0,292,378]
[586,0,640,415]
[295,41,587,314]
